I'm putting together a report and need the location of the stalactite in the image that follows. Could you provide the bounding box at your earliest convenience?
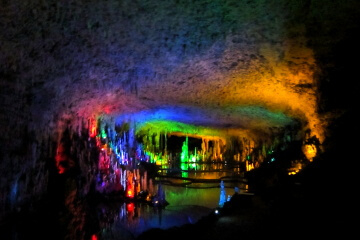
[164,133,167,155]
[155,132,160,153]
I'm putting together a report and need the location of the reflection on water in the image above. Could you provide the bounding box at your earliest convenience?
[95,163,248,239]
[98,202,212,239]
[159,162,243,179]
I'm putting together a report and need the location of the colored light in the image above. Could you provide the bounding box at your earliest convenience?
[126,203,134,212]
[180,136,189,162]
[89,117,98,138]
[127,189,134,198]
[303,144,317,161]
[101,129,107,139]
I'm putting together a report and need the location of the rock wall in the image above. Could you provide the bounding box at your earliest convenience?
[1,0,359,220]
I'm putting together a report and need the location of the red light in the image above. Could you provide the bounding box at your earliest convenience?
[104,105,111,114]
[58,166,65,174]
[55,144,67,174]
[91,234,98,240]
[126,203,134,212]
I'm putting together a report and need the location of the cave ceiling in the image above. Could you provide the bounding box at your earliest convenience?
[2,0,357,143]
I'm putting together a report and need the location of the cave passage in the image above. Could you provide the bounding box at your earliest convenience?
[1,0,359,239]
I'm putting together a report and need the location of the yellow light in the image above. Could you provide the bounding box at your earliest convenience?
[303,144,317,161]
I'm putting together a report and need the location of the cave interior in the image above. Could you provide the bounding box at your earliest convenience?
[0,0,359,239]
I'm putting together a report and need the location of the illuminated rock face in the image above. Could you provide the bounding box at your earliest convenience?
[0,0,323,139]
[0,0,359,217]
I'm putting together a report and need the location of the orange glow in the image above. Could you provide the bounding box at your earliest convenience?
[303,144,317,161]
[288,160,303,175]
[153,34,326,144]
[89,118,97,138]
[246,160,254,171]
[127,190,133,197]
[126,171,135,198]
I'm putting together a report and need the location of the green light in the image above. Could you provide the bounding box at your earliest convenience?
[101,129,107,139]
[180,162,188,178]
[180,136,189,163]
[136,120,223,137]
[145,151,156,164]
